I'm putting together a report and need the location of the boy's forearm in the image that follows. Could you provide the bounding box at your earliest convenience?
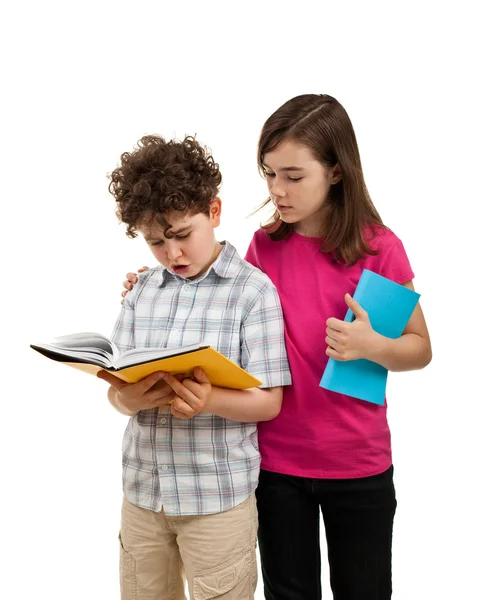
[366,332,432,372]
[107,387,138,416]
[207,386,283,422]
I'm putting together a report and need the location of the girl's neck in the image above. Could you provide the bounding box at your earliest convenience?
[293,210,328,238]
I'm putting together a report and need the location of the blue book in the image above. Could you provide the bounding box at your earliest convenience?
[319,269,421,405]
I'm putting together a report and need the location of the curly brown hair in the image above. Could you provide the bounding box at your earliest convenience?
[108,135,222,238]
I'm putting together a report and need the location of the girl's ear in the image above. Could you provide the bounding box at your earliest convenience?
[330,164,343,185]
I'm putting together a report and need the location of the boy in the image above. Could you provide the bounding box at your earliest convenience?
[97,135,291,600]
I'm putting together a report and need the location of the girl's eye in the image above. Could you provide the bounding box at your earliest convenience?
[288,177,303,182]
[264,172,275,178]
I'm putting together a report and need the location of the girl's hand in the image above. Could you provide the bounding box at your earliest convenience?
[163,368,212,420]
[121,267,150,304]
[325,294,379,361]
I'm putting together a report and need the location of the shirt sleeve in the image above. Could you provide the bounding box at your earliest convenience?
[110,288,137,352]
[372,233,415,284]
[239,282,292,389]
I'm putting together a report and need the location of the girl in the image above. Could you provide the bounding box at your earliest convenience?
[121,94,432,600]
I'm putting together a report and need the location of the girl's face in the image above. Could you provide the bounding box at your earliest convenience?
[263,139,340,237]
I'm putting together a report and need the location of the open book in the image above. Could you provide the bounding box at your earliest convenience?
[30,332,262,389]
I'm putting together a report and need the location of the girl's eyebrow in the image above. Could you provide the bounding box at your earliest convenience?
[263,163,305,172]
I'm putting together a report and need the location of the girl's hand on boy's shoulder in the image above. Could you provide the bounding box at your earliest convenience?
[325,294,380,362]
[121,267,150,304]
[164,368,212,420]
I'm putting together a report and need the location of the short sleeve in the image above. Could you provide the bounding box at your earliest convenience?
[239,283,292,389]
[110,302,135,352]
[244,234,260,269]
[367,231,415,284]
[379,238,415,284]
[110,283,139,352]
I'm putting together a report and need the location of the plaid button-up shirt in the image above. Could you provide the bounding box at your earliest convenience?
[111,241,291,516]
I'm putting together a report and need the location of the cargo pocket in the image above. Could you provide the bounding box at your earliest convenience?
[192,548,255,600]
[119,532,137,600]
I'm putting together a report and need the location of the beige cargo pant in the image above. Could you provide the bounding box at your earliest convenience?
[119,494,258,599]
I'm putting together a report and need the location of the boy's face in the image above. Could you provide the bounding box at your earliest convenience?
[138,199,222,279]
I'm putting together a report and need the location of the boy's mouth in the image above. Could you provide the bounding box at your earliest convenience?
[172,264,191,275]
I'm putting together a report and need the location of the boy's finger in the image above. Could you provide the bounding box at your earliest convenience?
[171,398,195,419]
[136,371,167,394]
[192,367,210,384]
[163,373,187,393]
[164,374,199,407]
[96,370,127,390]
[144,383,174,404]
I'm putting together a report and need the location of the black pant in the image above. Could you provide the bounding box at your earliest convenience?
[256,466,397,600]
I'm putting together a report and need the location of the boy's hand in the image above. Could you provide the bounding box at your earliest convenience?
[97,370,177,413]
[325,294,379,361]
[164,368,212,420]
[121,267,150,304]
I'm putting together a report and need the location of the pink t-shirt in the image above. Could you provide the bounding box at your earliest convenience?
[245,227,415,479]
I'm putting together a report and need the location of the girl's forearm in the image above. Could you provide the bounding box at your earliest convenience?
[366,332,432,372]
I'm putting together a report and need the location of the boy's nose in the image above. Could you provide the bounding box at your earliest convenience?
[167,246,182,261]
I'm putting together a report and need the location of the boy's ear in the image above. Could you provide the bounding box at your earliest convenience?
[210,198,222,227]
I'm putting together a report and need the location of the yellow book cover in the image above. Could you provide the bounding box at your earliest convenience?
[30,332,262,389]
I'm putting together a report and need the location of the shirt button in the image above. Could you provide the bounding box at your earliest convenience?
[160,417,167,425]
[161,465,168,471]
[184,284,191,291]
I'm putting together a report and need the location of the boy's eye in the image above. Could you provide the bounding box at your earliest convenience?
[175,233,190,240]
[150,241,163,246]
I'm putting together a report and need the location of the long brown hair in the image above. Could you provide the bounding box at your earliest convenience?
[257,94,385,264]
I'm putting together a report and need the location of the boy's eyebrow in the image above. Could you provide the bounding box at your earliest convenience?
[262,162,305,172]
[143,226,192,241]
[166,226,192,236]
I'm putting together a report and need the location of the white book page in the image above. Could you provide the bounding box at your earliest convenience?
[115,343,205,369]
[35,332,119,368]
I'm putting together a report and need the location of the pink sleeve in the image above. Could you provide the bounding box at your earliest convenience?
[366,231,415,284]
[244,234,260,268]
[378,237,415,284]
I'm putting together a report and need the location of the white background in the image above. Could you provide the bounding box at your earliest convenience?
[1,1,492,598]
